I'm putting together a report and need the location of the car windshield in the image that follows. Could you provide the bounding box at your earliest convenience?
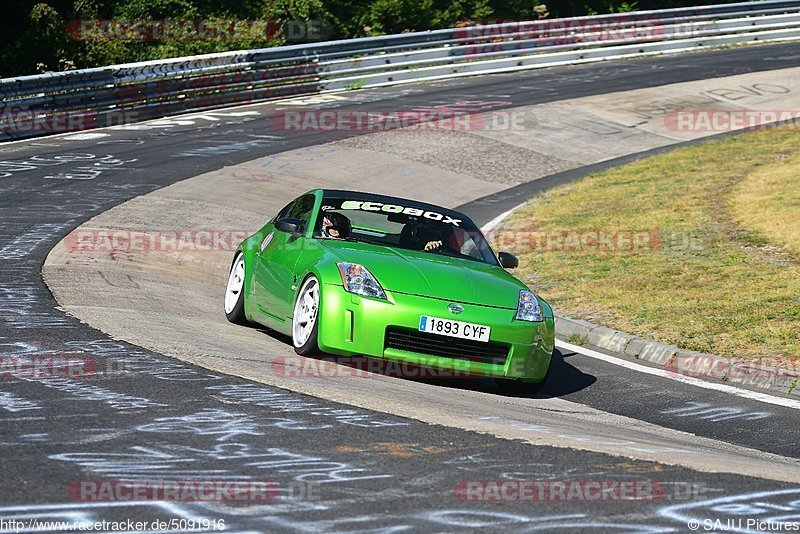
[313,196,499,266]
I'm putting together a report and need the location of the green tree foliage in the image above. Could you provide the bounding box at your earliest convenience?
[9,3,69,75]
[0,0,741,78]
[359,0,435,35]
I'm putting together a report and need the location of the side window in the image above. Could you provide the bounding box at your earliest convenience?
[275,200,295,220]
[287,194,315,227]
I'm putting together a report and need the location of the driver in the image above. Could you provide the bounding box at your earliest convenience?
[320,211,351,239]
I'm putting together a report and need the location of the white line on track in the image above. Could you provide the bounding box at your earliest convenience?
[557,339,800,410]
[480,203,524,232]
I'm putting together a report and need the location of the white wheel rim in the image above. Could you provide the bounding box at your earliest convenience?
[293,278,319,347]
[224,256,245,314]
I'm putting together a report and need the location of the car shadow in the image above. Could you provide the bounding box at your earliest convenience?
[407,348,597,398]
[257,324,597,399]
[536,348,597,397]
[253,324,294,346]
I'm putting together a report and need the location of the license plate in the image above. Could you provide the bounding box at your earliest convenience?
[418,315,491,342]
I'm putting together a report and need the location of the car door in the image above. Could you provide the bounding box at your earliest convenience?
[253,194,316,324]
[252,205,287,324]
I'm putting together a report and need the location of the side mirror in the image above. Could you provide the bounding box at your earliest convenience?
[275,218,304,236]
[498,252,519,269]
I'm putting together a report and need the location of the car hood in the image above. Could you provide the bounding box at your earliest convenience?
[319,240,526,309]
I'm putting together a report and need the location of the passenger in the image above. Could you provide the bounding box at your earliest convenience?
[400,222,446,252]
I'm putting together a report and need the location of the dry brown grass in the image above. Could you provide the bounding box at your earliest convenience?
[729,151,800,258]
[499,128,800,364]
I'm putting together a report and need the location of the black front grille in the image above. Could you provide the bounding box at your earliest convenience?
[384,327,509,366]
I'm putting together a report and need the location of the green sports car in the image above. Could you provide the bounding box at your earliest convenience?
[224,189,554,393]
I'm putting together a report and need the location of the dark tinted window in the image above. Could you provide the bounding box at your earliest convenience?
[275,200,294,220]
[288,194,315,223]
[314,196,499,265]
[275,194,316,229]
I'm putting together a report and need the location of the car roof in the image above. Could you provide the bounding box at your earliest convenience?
[318,189,470,219]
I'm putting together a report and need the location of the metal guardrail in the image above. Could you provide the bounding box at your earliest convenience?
[2,0,800,141]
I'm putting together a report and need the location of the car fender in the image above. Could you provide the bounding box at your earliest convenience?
[537,297,556,353]
[235,229,269,322]
[291,258,341,312]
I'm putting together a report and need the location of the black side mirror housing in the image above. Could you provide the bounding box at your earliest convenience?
[275,218,304,236]
[498,252,519,269]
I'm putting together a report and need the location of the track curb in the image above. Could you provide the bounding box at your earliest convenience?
[555,315,800,397]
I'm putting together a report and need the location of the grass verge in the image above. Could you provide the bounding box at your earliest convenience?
[499,128,800,364]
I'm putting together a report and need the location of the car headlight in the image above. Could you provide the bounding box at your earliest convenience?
[337,263,387,299]
[516,289,543,322]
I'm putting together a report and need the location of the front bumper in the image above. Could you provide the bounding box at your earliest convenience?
[317,284,554,381]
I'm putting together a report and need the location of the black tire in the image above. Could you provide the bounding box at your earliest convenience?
[224,253,248,325]
[292,276,322,356]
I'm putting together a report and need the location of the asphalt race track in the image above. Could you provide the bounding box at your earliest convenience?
[2,44,800,531]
